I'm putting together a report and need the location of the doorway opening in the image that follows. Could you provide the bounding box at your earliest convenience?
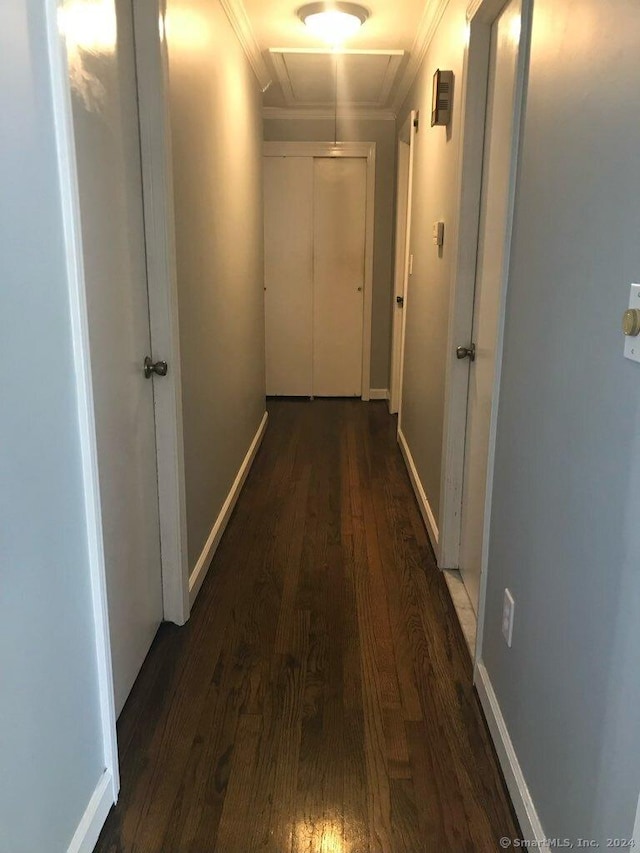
[389,110,417,418]
[438,0,532,659]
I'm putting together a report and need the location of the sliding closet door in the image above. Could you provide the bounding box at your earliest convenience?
[313,157,366,397]
[264,156,313,396]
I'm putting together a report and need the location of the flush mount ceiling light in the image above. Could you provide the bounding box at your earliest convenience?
[298,2,369,46]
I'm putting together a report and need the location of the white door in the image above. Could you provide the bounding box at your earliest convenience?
[391,111,417,419]
[389,140,410,416]
[313,157,366,397]
[66,0,164,713]
[459,0,524,613]
[264,157,314,396]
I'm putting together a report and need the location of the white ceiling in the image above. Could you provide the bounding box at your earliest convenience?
[231,0,443,116]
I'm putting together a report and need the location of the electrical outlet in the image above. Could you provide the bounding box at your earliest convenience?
[502,589,515,647]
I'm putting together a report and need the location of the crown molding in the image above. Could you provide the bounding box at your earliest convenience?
[218,0,272,92]
[262,106,397,121]
[392,0,450,113]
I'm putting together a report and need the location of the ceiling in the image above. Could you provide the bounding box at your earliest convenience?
[224,0,447,117]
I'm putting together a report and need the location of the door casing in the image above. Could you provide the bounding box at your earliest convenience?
[390,111,417,420]
[459,0,524,618]
[438,0,533,661]
[44,0,192,808]
[263,141,376,401]
[132,0,190,626]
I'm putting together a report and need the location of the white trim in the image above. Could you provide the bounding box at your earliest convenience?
[263,141,376,401]
[439,0,532,581]
[361,145,375,403]
[369,388,389,401]
[133,0,190,626]
[437,12,489,569]
[189,412,268,605]
[398,428,440,560]
[467,0,514,24]
[466,0,484,20]
[218,0,272,92]
[395,112,417,431]
[389,137,408,416]
[633,792,640,846]
[436,0,532,659]
[263,106,396,121]
[67,771,114,853]
[389,111,416,417]
[46,0,119,807]
[475,661,548,848]
[473,0,533,664]
[392,0,450,114]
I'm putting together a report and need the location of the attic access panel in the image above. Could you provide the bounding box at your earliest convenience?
[269,49,404,108]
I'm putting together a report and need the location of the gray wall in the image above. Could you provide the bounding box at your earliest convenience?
[0,2,105,850]
[396,0,467,523]
[483,0,640,842]
[166,0,267,570]
[398,0,640,840]
[263,117,396,391]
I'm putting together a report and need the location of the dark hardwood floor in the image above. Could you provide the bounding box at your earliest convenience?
[96,399,519,852]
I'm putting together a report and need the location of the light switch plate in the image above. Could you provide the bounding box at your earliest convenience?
[624,284,640,363]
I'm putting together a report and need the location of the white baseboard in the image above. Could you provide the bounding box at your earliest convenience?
[67,770,114,853]
[397,427,440,560]
[189,411,268,605]
[475,660,547,847]
[369,388,390,401]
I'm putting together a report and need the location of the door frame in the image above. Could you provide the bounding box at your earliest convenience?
[46,0,190,831]
[438,0,532,638]
[47,0,120,810]
[390,110,417,420]
[263,141,376,401]
[132,0,190,626]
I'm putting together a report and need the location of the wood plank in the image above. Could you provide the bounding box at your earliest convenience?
[214,714,263,851]
[406,718,468,852]
[95,400,520,853]
[340,427,370,852]
[346,418,394,852]
[239,609,311,853]
[371,476,423,722]
[274,465,311,652]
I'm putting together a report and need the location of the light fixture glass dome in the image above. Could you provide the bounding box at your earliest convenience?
[298,2,369,46]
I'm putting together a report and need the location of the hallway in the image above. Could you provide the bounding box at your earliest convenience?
[96,400,518,852]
